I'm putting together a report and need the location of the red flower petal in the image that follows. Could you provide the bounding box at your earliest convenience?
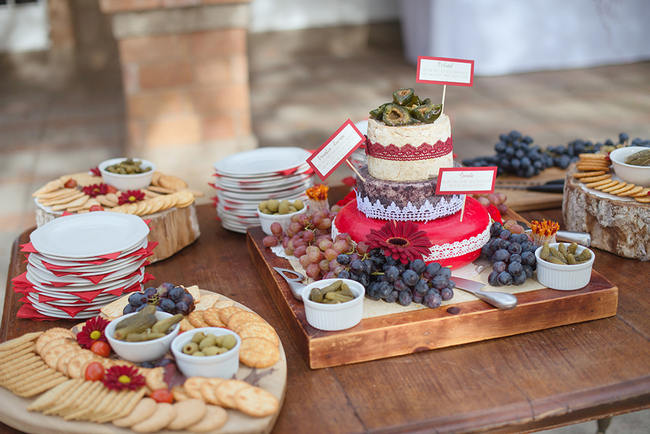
[103,365,145,391]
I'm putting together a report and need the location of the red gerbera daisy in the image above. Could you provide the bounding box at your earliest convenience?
[76,316,110,349]
[365,221,432,264]
[90,166,101,176]
[83,183,109,198]
[103,365,146,391]
[118,190,145,205]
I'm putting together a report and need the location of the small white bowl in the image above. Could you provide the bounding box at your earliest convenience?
[301,279,364,331]
[99,158,156,191]
[106,311,180,362]
[171,327,241,379]
[534,243,595,291]
[609,146,650,187]
[257,202,308,235]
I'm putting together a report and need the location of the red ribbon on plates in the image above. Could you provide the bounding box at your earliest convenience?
[73,288,106,302]
[44,302,89,317]
[11,272,30,287]
[17,303,55,321]
[19,243,38,253]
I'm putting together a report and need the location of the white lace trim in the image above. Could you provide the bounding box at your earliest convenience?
[423,222,491,261]
[332,218,491,261]
[356,191,465,222]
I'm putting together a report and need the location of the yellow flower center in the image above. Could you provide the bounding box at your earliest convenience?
[90,330,101,340]
[128,195,136,202]
[118,375,131,384]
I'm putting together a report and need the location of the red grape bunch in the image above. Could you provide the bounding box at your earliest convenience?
[262,210,353,280]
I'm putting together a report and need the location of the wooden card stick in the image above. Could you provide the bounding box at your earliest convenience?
[441,84,447,113]
[459,195,467,222]
[345,159,365,182]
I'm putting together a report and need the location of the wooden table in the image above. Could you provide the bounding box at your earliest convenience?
[2,204,649,433]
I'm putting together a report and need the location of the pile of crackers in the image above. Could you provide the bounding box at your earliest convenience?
[33,171,200,215]
[573,153,650,203]
[183,303,281,369]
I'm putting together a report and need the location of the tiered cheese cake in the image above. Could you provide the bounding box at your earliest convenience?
[334,88,491,268]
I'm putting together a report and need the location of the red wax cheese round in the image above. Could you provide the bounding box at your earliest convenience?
[334,196,491,269]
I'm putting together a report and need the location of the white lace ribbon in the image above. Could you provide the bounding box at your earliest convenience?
[332,217,491,261]
[356,191,465,222]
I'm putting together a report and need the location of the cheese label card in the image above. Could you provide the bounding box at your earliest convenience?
[435,167,497,194]
[416,56,474,87]
[307,119,365,180]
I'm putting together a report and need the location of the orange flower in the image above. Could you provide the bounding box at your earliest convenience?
[306,184,329,201]
[530,219,560,237]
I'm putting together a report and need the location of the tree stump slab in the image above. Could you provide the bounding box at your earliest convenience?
[562,165,649,260]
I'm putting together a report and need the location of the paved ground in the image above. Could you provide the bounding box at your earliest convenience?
[0,23,648,433]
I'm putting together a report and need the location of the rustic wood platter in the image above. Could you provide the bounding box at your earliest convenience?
[35,202,200,264]
[0,290,286,434]
[495,167,566,211]
[246,210,618,369]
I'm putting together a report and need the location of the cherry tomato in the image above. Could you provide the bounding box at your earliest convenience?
[150,389,174,403]
[89,205,104,212]
[84,361,105,381]
[106,185,118,194]
[90,340,111,358]
[64,179,77,188]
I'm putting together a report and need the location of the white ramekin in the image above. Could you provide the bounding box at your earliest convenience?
[609,146,650,187]
[534,243,595,290]
[301,279,364,331]
[99,158,155,191]
[106,311,179,362]
[171,327,241,379]
[257,202,307,235]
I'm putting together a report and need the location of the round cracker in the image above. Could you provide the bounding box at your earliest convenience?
[239,337,280,369]
[199,378,225,405]
[131,402,175,433]
[40,337,77,357]
[113,397,157,427]
[218,306,245,324]
[184,377,208,400]
[634,196,650,203]
[610,184,636,195]
[592,180,618,190]
[188,405,228,433]
[584,178,612,188]
[203,308,226,327]
[43,344,76,369]
[227,311,266,330]
[188,311,209,328]
[167,399,206,430]
[172,386,192,402]
[234,386,279,418]
[67,351,98,378]
[215,380,251,409]
[619,185,644,197]
[578,174,611,183]
[603,182,627,193]
[234,323,280,346]
[573,170,605,178]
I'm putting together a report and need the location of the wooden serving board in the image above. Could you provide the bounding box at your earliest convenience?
[246,212,618,369]
[0,291,286,434]
[495,167,566,211]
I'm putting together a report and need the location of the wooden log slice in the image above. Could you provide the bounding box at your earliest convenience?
[563,164,650,260]
[35,203,200,264]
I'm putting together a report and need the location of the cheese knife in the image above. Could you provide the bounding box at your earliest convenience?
[451,276,517,310]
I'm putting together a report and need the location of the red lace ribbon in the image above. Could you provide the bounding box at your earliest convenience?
[365,136,453,161]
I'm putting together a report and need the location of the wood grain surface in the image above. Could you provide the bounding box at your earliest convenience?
[494,167,567,211]
[2,203,649,433]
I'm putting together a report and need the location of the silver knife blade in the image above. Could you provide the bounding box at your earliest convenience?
[451,276,485,291]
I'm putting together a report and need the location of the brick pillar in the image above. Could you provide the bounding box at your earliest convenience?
[99,0,256,187]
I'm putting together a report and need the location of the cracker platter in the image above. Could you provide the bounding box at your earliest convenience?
[246,209,618,369]
[0,288,286,434]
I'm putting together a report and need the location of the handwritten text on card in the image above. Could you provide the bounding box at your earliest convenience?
[307,119,365,180]
[417,57,474,86]
[435,167,497,194]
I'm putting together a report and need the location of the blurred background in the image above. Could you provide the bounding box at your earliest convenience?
[0,1,649,429]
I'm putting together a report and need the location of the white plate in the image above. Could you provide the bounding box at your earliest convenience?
[217,186,310,202]
[27,263,145,287]
[25,270,144,294]
[214,181,313,196]
[30,212,150,259]
[28,253,145,275]
[28,257,146,280]
[213,147,311,176]
[27,293,118,307]
[30,238,149,264]
[215,173,314,190]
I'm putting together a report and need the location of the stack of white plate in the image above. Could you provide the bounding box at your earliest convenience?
[212,147,314,233]
[20,212,151,319]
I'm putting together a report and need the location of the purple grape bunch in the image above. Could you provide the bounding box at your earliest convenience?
[481,222,537,286]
